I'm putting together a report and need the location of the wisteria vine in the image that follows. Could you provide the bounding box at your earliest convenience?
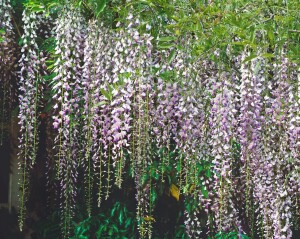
[3,0,299,238]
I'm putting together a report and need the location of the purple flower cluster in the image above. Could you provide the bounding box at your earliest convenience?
[17,9,49,231]
[153,79,180,165]
[0,0,18,144]
[263,53,293,239]
[124,16,155,238]
[209,72,241,232]
[238,54,265,229]
[52,5,86,237]
[0,0,16,67]
[82,20,136,206]
[287,64,300,222]
[236,52,297,238]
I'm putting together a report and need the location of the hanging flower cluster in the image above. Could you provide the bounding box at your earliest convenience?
[17,8,48,231]
[209,72,242,233]
[52,4,86,237]
[287,64,300,229]
[0,0,17,144]
[261,53,293,239]
[238,54,266,234]
[123,14,155,238]
[84,22,114,208]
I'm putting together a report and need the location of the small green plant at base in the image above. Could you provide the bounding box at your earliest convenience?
[70,202,137,239]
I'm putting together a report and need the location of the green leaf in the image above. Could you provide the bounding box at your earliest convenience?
[118,72,131,79]
[267,29,275,44]
[168,49,176,64]
[205,169,212,178]
[43,72,56,81]
[157,43,175,49]
[261,53,274,59]
[141,174,148,185]
[119,209,123,224]
[159,70,176,81]
[44,101,53,113]
[182,184,189,194]
[150,188,157,203]
[242,53,257,63]
[158,36,177,42]
[197,164,203,173]
[253,60,262,74]
[96,0,107,17]
[100,88,112,101]
[125,218,131,228]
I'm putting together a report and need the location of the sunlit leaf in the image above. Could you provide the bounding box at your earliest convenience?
[189,184,195,193]
[143,216,156,222]
[170,184,180,201]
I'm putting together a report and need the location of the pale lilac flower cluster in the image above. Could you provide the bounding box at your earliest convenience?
[125,18,155,238]
[17,9,45,231]
[287,65,300,222]
[237,52,296,238]
[0,0,17,144]
[267,54,293,239]
[238,54,265,228]
[86,23,115,204]
[82,20,136,204]
[81,20,98,215]
[209,72,241,233]
[179,59,211,238]
[153,79,180,161]
[0,0,16,67]
[52,5,86,237]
